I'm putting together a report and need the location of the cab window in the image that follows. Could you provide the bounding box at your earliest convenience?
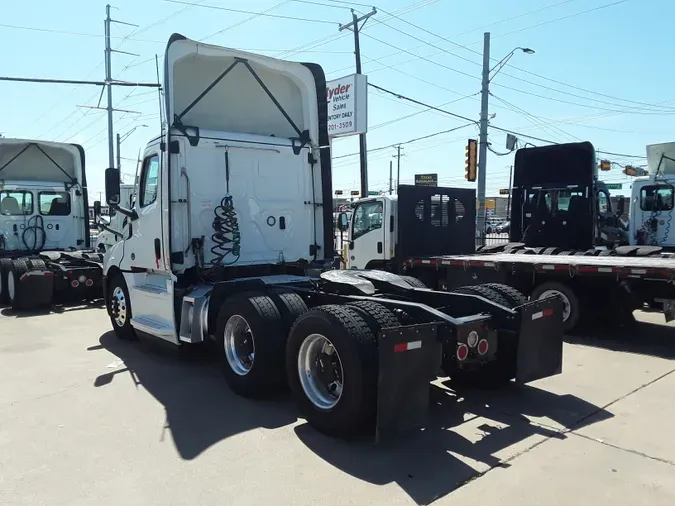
[352,200,383,240]
[640,185,674,211]
[39,191,71,216]
[0,191,32,216]
[597,191,610,214]
[140,155,159,207]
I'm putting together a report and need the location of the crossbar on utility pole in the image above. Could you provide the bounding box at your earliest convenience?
[339,8,376,199]
[476,32,491,247]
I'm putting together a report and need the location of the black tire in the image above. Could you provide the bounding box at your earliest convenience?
[0,258,13,304]
[215,292,286,398]
[348,301,400,333]
[453,285,512,309]
[287,305,378,437]
[106,273,136,340]
[269,288,308,328]
[482,283,528,307]
[400,275,427,289]
[8,259,29,309]
[531,281,580,332]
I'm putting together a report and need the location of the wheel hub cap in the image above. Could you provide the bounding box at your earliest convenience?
[111,286,127,327]
[224,315,255,376]
[539,289,571,322]
[298,334,344,410]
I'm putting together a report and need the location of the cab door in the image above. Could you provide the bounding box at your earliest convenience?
[347,198,386,269]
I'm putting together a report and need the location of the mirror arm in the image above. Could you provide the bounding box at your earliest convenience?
[110,203,139,221]
[97,222,125,240]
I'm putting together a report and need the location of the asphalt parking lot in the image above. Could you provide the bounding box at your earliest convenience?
[1,305,674,506]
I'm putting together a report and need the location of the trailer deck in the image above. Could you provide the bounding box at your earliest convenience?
[405,253,675,281]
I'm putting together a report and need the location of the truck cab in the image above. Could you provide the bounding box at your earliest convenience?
[628,142,675,250]
[509,141,626,251]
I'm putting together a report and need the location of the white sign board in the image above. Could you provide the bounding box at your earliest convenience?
[326,74,367,138]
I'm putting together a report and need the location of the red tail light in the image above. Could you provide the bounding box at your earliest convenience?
[456,343,469,361]
[71,280,80,288]
[85,279,94,287]
[477,339,489,356]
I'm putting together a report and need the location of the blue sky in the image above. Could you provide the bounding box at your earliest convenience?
[2,0,673,201]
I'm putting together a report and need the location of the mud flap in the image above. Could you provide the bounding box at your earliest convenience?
[515,297,564,384]
[14,272,54,310]
[376,323,442,442]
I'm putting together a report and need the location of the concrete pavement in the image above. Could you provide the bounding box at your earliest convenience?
[0,306,674,505]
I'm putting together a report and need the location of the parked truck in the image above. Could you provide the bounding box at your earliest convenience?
[98,34,564,440]
[0,138,102,310]
[344,141,675,331]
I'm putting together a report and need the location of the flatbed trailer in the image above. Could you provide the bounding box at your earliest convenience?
[402,249,675,331]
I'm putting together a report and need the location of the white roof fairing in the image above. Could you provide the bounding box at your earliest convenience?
[0,139,83,184]
[164,34,320,145]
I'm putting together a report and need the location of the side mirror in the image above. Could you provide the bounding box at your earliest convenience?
[615,198,625,216]
[93,200,102,218]
[105,167,121,206]
[337,212,349,231]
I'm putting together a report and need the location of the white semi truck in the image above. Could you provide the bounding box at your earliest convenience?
[344,141,675,332]
[97,34,564,440]
[0,138,102,309]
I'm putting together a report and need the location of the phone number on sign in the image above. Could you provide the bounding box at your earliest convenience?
[328,120,353,131]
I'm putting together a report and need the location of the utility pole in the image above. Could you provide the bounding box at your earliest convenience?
[506,164,513,218]
[388,160,393,194]
[477,32,491,246]
[105,5,114,171]
[339,8,376,198]
[393,144,403,193]
[116,133,121,170]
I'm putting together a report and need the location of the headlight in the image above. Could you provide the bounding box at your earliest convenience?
[467,330,479,348]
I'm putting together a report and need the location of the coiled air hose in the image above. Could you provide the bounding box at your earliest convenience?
[22,215,46,252]
[209,150,241,267]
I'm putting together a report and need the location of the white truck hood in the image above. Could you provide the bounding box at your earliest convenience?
[164,34,321,146]
[0,139,84,184]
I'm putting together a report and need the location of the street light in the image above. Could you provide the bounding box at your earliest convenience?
[116,124,149,170]
[476,33,534,247]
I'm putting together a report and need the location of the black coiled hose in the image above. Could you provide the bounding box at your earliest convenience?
[209,195,241,267]
[22,215,46,252]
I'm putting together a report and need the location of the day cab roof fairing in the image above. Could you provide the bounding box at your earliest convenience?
[162,33,334,261]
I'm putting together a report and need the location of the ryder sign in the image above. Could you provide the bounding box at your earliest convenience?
[326,74,367,138]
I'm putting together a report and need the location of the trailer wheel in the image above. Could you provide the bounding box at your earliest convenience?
[531,282,580,332]
[107,274,136,340]
[0,258,13,304]
[453,285,512,309]
[482,283,528,307]
[348,301,400,332]
[400,275,428,289]
[215,292,286,398]
[287,305,377,437]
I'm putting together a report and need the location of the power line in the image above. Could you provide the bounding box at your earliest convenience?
[164,0,339,25]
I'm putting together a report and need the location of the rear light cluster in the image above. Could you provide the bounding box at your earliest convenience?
[456,328,490,361]
[71,275,95,288]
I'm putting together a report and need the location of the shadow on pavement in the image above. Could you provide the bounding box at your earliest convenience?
[295,383,613,506]
[567,318,675,360]
[92,331,298,460]
[0,299,104,318]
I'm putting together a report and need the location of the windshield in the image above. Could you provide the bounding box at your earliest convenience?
[352,200,383,240]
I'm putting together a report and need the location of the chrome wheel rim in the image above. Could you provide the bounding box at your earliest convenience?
[111,286,127,327]
[224,315,255,376]
[7,271,15,301]
[539,289,571,322]
[298,333,344,410]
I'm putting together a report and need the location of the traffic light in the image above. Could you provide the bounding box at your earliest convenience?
[499,189,510,195]
[599,159,611,171]
[334,190,344,195]
[350,190,359,196]
[465,139,477,181]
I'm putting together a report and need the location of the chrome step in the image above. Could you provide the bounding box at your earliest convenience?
[131,316,175,338]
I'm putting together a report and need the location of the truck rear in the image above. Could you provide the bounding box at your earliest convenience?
[0,139,102,309]
[100,34,564,440]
